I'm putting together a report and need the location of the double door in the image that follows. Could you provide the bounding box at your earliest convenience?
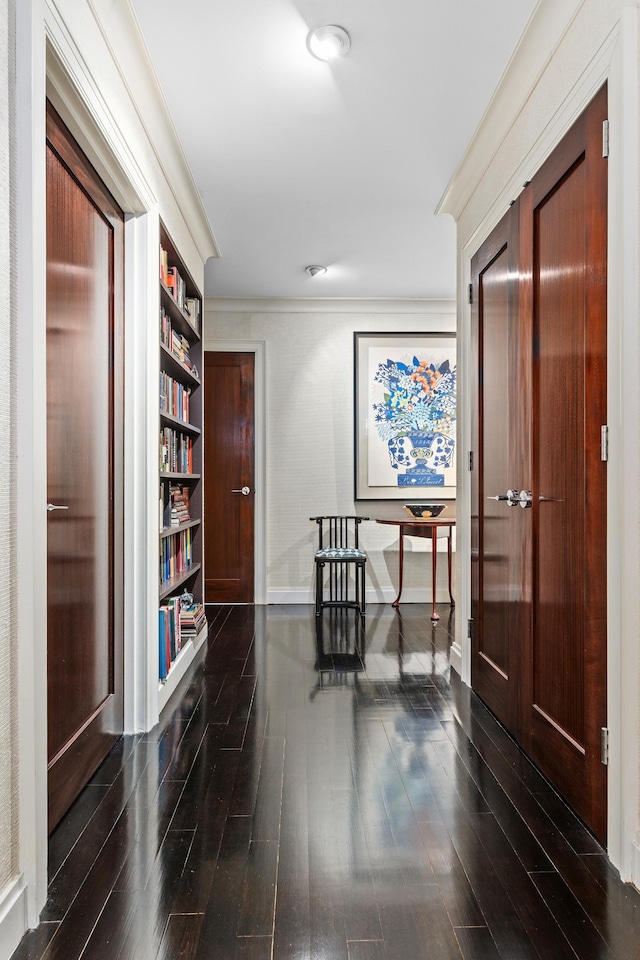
[471,86,608,842]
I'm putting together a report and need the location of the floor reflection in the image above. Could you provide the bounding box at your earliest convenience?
[19,601,640,960]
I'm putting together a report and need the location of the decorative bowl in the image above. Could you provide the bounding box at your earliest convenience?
[403,503,446,519]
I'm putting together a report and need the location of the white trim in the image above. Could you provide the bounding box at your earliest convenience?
[157,624,209,715]
[0,877,28,960]
[453,15,639,879]
[607,6,640,885]
[45,0,218,263]
[201,340,267,605]
[267,588,456,606]
[206,297,456,316]
[16,0,49,926]
[436,0,586,220]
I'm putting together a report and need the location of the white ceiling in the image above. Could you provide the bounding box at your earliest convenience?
[130,0,539,300]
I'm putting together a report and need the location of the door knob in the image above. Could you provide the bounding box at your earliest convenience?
[231,486,251,496]
[487,489,519,506]
[515,489,532,508]
[47,503,69,512]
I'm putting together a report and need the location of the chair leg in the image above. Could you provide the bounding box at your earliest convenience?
[316,561,323,615]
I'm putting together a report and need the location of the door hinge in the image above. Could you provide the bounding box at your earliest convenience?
[602,120,609,158]
[468,283,473,305]
[601,727,609,765]
[468,450,474,471]
[467,618,474,640]
[601,425,609,462]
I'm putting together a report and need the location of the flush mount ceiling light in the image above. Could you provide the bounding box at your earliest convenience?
[307,25,351,61]
[305,264,327,277]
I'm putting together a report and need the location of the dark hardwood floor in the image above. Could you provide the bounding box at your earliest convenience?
[13,603,640,959]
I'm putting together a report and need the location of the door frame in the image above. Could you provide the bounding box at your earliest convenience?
[452,14,640,880]
[202,338,267,605]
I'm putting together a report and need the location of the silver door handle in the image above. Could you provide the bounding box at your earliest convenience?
[231,486,251,496]
[487,489,519,506]
[47,503,69,512]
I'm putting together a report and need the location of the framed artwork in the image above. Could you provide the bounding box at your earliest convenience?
[354,332,456,500]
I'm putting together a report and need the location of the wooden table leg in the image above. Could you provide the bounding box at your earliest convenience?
[392,526,405,607]
[448,526,455,607]
[431,529,439,620]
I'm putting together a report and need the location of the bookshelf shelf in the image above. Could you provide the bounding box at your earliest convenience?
[159,563,202,601]
[160,518,201,540]
[160,343,201,386]
[160,471,201,481]
[160,411,202,435]
[157,221,206,699]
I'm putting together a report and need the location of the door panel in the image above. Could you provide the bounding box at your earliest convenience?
[471,203,528,736]
[527,84,608,839]
[204,352,255,603]
[471,85,607,843]
[46,103,124,831]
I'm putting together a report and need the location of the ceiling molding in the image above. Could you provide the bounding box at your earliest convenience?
[205,297,457,316]
[64,0,220,262]
[436,0,586,221]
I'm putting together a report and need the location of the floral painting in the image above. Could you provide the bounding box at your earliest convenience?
[354,333,456,500]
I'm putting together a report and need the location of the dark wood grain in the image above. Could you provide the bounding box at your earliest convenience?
[204,352,255,602]
[46,100,125,833]
[13,604,640,960]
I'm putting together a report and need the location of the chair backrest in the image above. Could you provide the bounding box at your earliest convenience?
[310,515,370,551]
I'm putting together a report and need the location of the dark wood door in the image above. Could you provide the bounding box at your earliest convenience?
[471,85,608,842]
[204,352,255,603]
[46,103,124,832]
[523,84,608,840]
[470,199,530,736]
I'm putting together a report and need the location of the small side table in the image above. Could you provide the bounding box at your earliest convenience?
[375,517,456,621]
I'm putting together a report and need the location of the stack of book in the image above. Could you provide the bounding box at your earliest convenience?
[170,483,190,525]
[180,602,206,641]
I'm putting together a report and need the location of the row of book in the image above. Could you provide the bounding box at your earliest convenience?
[159,527,194,586]
[160,246,201,334]
[159,598,207,680]
[160,370,191,423]
[160,427,193,474]
[160,309,197,372]
[159,481,191,530]
[159,597,182,680]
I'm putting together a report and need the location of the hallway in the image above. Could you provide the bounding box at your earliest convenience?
[13,604,640,960]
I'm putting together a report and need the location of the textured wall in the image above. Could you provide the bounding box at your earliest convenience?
[0,0,18,891]
[204,306,456,602]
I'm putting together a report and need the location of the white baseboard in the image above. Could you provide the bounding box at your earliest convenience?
[631,835,640,891]
[266,587,456,605]
[0,877,27,960]
[449,641,463,678]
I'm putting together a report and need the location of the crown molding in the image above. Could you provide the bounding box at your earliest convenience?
[436,0,586,221]
[205,297,457,316]
[46,0,219,262]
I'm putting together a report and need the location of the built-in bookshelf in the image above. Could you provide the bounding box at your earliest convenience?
[157,222,207,711]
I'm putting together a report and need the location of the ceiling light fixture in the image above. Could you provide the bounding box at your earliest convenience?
[307,25,351,61]
[305,264,327,277]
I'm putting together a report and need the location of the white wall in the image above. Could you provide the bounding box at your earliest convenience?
[5,0,217,954]
[204,300,456,604]
[0,0,18,905]
[438,0,640,883]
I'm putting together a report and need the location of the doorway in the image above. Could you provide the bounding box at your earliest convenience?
[470,85,608,842]
[204,351,256,603]
[46,102,124,831]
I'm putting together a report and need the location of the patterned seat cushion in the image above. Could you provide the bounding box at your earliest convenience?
[315,547,366,561]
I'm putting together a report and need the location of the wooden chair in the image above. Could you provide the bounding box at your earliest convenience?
[310,515,369,615]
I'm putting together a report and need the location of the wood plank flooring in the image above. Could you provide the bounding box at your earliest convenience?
[13,603,640,960]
